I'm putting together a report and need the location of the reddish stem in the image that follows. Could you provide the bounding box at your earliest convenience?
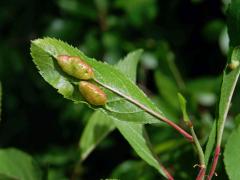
[162,116,193,142]
[160,165,174,180]
[208,146,221,180]
[196,166,206,180]
[94,79,193,142]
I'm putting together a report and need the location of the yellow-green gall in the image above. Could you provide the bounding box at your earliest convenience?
[79,81,107,106]
[57,55,94,80]
[228,60,240,70]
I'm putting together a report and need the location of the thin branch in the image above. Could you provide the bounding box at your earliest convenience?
[196,166,206,180]
[190,126,206,180]
[190,126,205,167]
[184,120,205,180]
[177,93,205,176]
[160,164,174,180]
[94,78,193,142]
[208,146,220,180]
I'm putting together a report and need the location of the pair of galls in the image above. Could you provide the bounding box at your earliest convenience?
[57,55,107,106]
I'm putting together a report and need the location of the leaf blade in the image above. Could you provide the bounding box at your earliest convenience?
[31,38,163,124]
[113,119,168,178]
[224,124,240,180]
[205,47,240,170]
[79,110,115,161]
[216,47,240,145]
[0,148,42,180]
[116,49,143,82]
[177,93,190,123]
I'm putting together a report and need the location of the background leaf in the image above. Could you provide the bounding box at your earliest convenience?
[204,121,216,167]
[227,0,240,47]
[113,119,168,178]
[111,160,156,180]
[114,49,170,178]
[79,110,115,161]
[116,49,143,82]
[0,148,42,180]
[154,70,180,112]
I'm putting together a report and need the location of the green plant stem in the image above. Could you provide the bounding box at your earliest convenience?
[190,127,205,168]
[178,92,205,179]
[94,78,193,142]
[189,126,205,180]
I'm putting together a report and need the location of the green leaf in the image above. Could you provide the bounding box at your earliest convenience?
[205,47,240,168]
[115,0,157,26]
[234,114,240,126]
[177,93,190,123]
[186,77,220,106]
[224,124,240,180]
[0,174,16,180]
[205,3,240,168]
[31,38,170,178]
[154,70,180,111]
[0,148,42,180]
[30,38,163,124]
[116,49,143,83]
[113,118,168,178]
[204,121,216,166]
[79,49,143,161]
[79,110,115,161]
[113,51,170,177]
[57,0,97,20]
[216,47,240,145]
[111,160,156,180]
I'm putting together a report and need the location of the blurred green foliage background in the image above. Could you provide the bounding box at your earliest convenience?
[0,0,238,179]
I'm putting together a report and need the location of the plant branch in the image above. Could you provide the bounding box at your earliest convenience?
[190,126,205,167]
[178,93,205,179]
[160,164,174,180]
[196,167,206,180]
[208,146,220,180]
[94,78,193,142]
[189,125,206,180]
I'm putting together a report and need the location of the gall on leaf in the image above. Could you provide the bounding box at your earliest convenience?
[57,55,94,80]
[79,81,107,106]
